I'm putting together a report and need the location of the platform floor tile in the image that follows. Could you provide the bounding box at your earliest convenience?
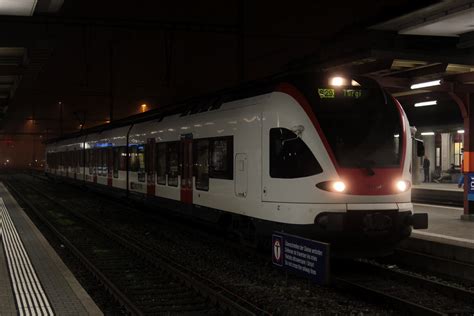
[0,183,102,315]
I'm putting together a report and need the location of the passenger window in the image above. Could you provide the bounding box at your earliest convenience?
[113,147,120,178]
[210,136,233,179]
[88,149,94,175]
[101,148,107,176]
[129,146,139,172]
[156,143,167,185]
[270,128,323,178]
[137,145,145,182]
[167,142,179,187]
[194,139,209,191]
[118,147,127,170]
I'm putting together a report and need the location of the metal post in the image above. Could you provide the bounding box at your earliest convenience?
[59,101,63,137]
[411,126,420,185]
[237,0,245,82]
[109,41,115,122]
[460,93,474,220]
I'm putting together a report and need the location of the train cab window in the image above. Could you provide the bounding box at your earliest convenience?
[194,139,209,191]
[137,145,145,182]
[156,143,167,185]
[167,142,179,187]
[210,136,233,180]
[270,128,322,178]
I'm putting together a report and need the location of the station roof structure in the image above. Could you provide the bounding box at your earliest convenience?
[2,0,474,165]
[0,0,63,127]
[288,0,474,132]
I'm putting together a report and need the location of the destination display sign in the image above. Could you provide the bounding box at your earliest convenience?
[317,87,367,100]
[468,173,474,201]
[272,232,330,285]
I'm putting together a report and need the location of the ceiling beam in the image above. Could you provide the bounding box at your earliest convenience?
[446,71,474,84]
[383,62,448,78]
[0,15,239,37]
[0,65,23,76]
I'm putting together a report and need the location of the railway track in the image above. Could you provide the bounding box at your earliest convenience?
[332,260,474,315]
[6,179,267,315]
[10,173,474,315]
[387,246,474,285]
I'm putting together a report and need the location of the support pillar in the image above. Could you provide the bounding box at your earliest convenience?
[451,91,474,220]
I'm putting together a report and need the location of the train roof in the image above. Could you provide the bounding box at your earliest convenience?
[45,74,288,144]
[45,69,367,144]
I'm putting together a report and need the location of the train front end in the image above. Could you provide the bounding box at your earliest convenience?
[275,74,428,257]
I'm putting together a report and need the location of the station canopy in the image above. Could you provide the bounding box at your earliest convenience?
[0,0,63,128]
[292,0,474,132]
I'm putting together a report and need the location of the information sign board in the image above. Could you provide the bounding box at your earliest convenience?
[272,232,330,285]
[468,173,474,201]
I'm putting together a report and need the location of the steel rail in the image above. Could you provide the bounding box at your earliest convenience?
[5,181,144,316]
[332,276,446,316]
[393,247,474,283]
[8,179,268,316]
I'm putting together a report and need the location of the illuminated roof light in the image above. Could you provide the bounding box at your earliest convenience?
[332,181,346,193]
[410,80,441,90]
[351,79,361,86]
[330,76,345,87]
[414,100,437,107]
[421,132,435,136]
[396,180,409,192]
[458,130,465,134]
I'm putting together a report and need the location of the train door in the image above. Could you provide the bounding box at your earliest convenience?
[180,134,193,204]
[235,153,248,197]
[146,138,156,196]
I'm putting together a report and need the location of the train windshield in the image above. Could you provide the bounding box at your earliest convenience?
[302,76,402,168]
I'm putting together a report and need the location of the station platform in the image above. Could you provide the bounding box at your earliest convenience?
[396,204,474,280]
[0,182,102,315]
[412,183,463,206]
[412,203,473,246]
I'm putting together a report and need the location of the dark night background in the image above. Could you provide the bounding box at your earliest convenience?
[0,0,439,166]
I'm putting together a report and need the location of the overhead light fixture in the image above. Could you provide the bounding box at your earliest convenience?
[414,100,437,107]
[394,134,400,138]
[458,130,465,134]
[351,80,360,86]
[410,80,441,90]
[421,132,435,136]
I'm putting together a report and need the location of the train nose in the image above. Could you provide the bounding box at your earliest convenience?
[362,213,393,232]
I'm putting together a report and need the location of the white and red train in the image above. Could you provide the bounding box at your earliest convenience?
[45,73,428,257]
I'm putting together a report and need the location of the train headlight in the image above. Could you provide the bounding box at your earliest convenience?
[316,181,347,193]
[332,181,346,192]
[396,180,410,192]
